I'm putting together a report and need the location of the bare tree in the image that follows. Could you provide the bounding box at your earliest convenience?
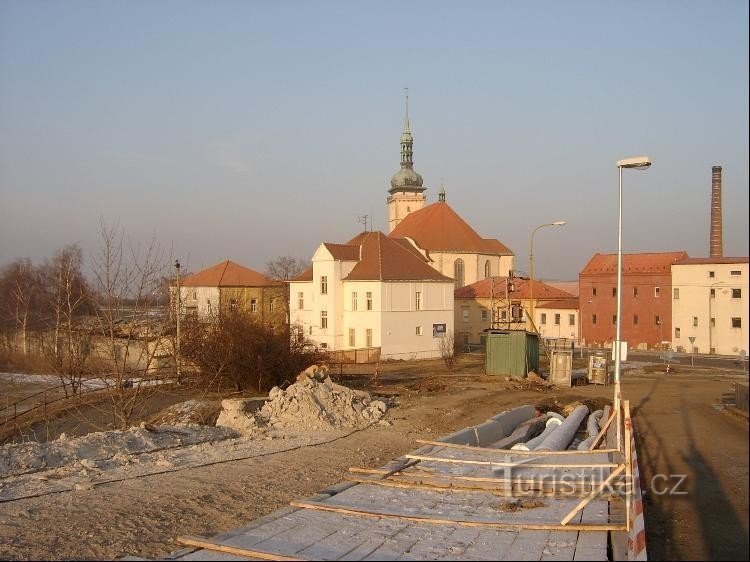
[265,256,309,280]
[89,219,172,429]
[438,330,460,371]
[0,258,42,356]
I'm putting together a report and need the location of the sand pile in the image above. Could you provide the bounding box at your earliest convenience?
[256,375,387,431]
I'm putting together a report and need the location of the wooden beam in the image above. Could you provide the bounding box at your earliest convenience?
[588,409,617,451]
[290,500,626,532]
[404,454,619,468]
[559,464,626,526]
[176,536,304,561]
[623,400,633,532]
[416,439,619,455]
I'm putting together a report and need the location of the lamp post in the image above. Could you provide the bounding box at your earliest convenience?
[174,259,182,382]
[614,156,651,418]
[529,221,566,330]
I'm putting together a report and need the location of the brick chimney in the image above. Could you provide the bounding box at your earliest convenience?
[710,165,723,258]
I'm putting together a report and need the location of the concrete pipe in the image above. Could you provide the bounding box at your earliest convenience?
[535,405,589,451]
[491,416,547,449]
[512,415,564,451]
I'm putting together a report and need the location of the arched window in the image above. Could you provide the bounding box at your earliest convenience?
[484,260,491,279]
[454,258,465,288]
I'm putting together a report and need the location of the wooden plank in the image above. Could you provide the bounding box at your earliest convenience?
[176,536,303,561]
[404,454,619,469]
[587,410,617,451]
[559,464,625,525]
[623,399,633,532]
[290,500,626,532]
[416,439,619,455]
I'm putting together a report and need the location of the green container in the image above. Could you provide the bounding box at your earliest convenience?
[484,330,540,379]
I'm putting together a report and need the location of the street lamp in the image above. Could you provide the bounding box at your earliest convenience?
[614,156,651,418]
[529,221,566,330]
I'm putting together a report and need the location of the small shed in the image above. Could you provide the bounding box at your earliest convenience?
[485,329,540,379]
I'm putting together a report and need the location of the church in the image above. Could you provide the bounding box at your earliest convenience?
[386,98,515,286]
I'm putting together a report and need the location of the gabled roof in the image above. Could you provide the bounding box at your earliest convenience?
[537,298,579,310]
[454,276,576,300]
[322,243,361,261]
[580,252,689,276]
[388,201,513,255]
[181,260,276,287]
[673,256,748,265]
[545,281,580,297]
[344,232,453,282]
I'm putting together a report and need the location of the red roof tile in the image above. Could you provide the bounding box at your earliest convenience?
[322,243,361,261]
[291,266,313,282]
[537,298,579,310]
[546,281,580,297]
[181,260,276,287]
[673,256,748,265]
[389,201,513,255]
[580,252,689,276]
[345,232,453,282]
[454,277,576,300]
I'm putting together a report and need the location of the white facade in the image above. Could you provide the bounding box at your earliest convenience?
[671,261,748,355]
[431,251,515,288]
[536,306,580,343]
[387,191,426,233]
[289,244,455,360]
[179,286,220,317]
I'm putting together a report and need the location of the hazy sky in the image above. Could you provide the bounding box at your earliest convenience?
[1,0,748,281]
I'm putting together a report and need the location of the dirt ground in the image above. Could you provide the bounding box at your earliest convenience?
[0,361,747,561]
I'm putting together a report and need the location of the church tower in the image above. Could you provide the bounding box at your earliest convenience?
[387,92,426,233]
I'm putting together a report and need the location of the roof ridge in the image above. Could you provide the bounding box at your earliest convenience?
[218,260,231,285]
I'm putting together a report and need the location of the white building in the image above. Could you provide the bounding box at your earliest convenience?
[289,231,455,359]
[671,257,748,355]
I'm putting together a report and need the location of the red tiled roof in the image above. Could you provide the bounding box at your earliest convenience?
[537,298,579,310]
[673,256,748,265]
[181,260,276,287]
[291,266,313,282]
[580,252,689,275]
[345,232,453,282]
[454,276,576,300]
[389,201,513,255]
[322,243,361,261]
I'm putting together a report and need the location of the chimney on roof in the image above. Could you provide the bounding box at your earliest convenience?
[710,165,723,258]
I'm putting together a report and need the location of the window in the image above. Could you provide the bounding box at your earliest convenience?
[633,287,638,297]
[540,313,547,325]
[569,314,575,326]
[711,317,715,327]
[501,310,507,320]
[298,292,304,310]
[709,271,715,278]
[207,300,212,314]
[592,287,597,297]
[612,287,617,297]
[612,314,617,325]
[230,299,237,311]
[655,315,661,325]
[732,288,742,298]
[693,316,698,327]
[481,309,488,321]
[732,318,742,328]
[366,292,373,310]
[454,259,465,288]
[320,276,328,295]
[352,292,358,310]
[320,343,328,349]
[269,299,274,312]
[710,288,716,299]
[462,307,469,322]
[250,299,257,312]
[633,315,639,325]
[415,326,423,336]
[320,310,328,329]
[463,333,470,345]
[654,287,661,297]
[484,260,491,279]
[309,325,312,335]
[554,314,560,325]
[415,291,421,311]
[348,328,355,347]
[192,291,197,300]
[366,328,373,347]
[730,270,741,276]
[673,288,680,299]
[592,314,597,325]
[675,327,681,338]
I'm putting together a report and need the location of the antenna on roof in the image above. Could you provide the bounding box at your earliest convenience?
[357,214,369,232]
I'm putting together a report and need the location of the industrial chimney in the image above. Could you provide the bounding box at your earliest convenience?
[710,165,723,258]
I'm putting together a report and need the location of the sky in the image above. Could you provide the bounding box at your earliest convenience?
[1,0,748,281]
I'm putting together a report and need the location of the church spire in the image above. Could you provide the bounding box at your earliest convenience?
[439,179,446,202]
[389,89,424,194]
[400,88,414,168]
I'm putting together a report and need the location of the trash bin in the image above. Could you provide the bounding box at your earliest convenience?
[588,352,611,385]
[550,350,573,387]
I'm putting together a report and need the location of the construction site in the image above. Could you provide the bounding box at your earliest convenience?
[1,352,747,561]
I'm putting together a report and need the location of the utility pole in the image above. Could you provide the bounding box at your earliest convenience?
[174,259,181,382]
